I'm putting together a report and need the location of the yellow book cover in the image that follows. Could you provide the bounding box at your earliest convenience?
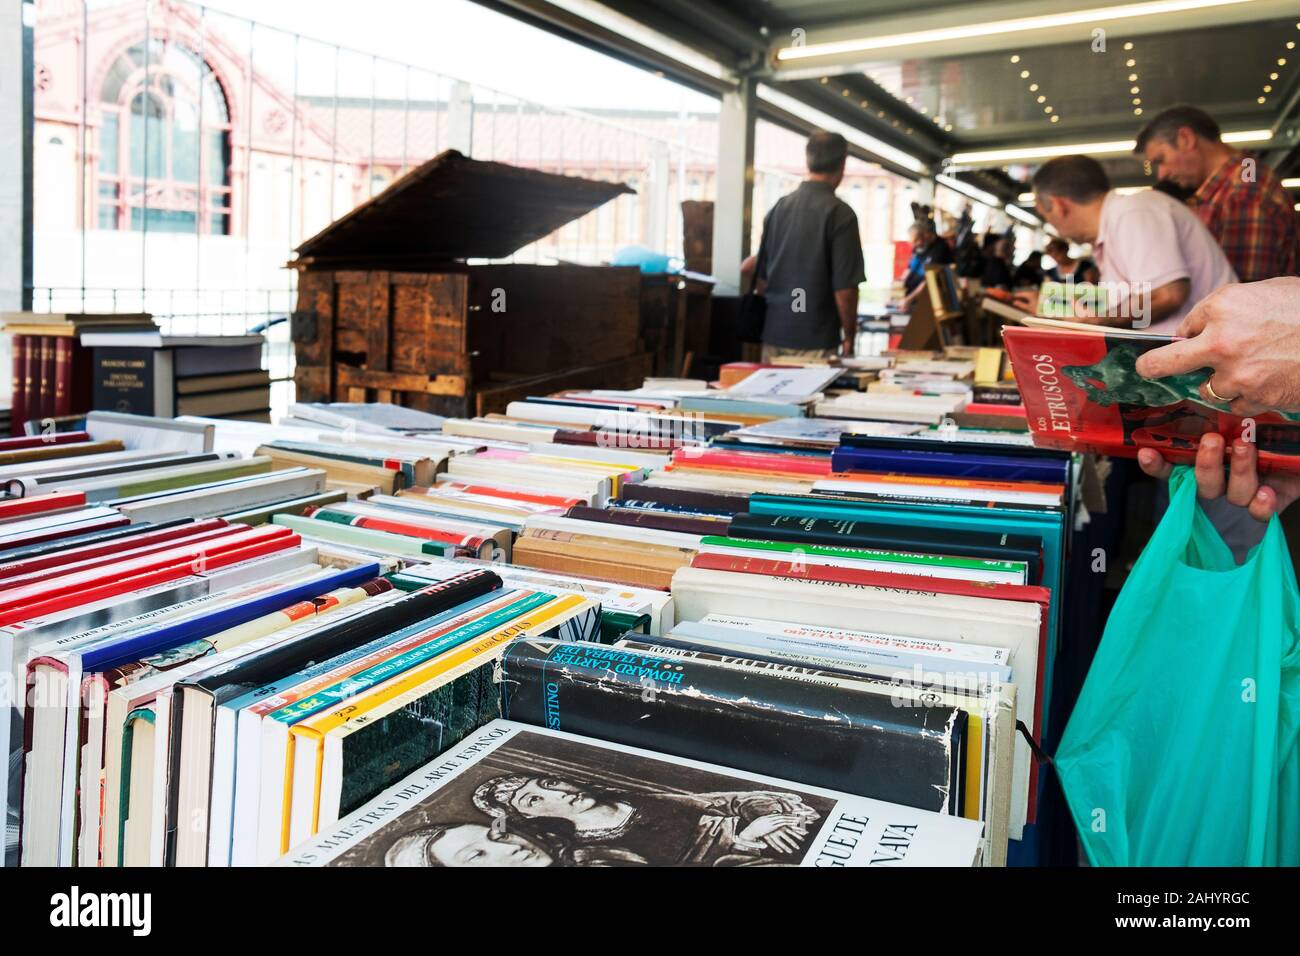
[279,593,592,850]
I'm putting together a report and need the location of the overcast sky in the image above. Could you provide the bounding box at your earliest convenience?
[198,0,720,114]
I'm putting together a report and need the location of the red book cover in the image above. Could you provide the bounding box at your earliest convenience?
[0,517,228,580]
[1003,324,1300,473]
[0,490,86,524]
[22,334,39,429]
[38,335,55,421]
[690,550,1051,820]
[0,524,294,619]
[53,337,72,416]
[962,402,1027,418]
[0,532,300,628]
[421,481,583,510]
[668,448,832,477]
[302,506,491,550]
[10,334,26,436]
[0,522,239,590]
[0,430,91,450]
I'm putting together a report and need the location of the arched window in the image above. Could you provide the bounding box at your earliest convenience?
[97,38,232,234]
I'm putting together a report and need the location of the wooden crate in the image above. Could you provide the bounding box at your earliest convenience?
[292,263,644,415]
[290,150,648,416]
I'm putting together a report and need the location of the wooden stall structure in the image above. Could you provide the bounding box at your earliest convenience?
[289,150,650,416]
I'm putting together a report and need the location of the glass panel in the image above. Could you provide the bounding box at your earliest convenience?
[101,54,134,105]
[172,98,199,183]
[100,113,119,175]
[206,131,229,186]
[130,92,165,179]
[209,212,230,236]
[131,207,197,233]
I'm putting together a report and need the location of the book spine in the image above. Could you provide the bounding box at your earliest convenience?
[670,449,831,477]
[0,534,297,629]
[25,336,41,425]
[188,569,504,694]
[0,490,86,524]
[564,504,725,535]
[614,482,749,514]
[10,335,26,436]
[726,511,1037,563]
[690,550,1051,604]
[0,430,91,451]
[830,447,1063,482]
[70,340,93,416]
[53,338,71,417]
[0,522,238,589]
[303,506,490,551]
[498,639,963,814]
[38,336,55,421]
[268,592,553,725]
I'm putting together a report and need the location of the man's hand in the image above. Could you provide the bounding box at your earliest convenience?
[1137,434,1300,522]
[1133,278,1300,415]
[1011,289,1039,313]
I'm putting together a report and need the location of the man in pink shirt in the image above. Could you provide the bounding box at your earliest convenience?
[1030,155,1259,559]
[1030,154,1236,333]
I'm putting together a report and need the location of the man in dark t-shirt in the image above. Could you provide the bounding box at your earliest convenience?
[754,131,866,362]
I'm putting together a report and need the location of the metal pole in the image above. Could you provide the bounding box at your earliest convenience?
[140,0,151,305]
[368,54,376,197]
[80,0,88,309]
[195,4,206,318]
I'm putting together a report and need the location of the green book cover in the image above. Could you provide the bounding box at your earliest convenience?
[698,534,1026,575]
[272,513,454,558]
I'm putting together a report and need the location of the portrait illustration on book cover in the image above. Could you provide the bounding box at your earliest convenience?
[328,730,834,867]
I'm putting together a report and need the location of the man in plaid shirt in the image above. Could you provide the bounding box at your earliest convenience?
[1136,105,1299,283]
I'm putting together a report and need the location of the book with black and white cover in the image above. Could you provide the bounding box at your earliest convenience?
[497,640,966,816]
[670,565,1042,839]
[277,720,984,867]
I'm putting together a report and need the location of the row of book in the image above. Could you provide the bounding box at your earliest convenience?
[4,313,272,434]
[3,361,1072,868]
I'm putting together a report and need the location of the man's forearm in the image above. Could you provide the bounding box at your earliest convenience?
[835,288,858,352]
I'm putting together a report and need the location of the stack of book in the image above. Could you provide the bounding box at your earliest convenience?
[83,331,270,422]
[3,312,157,434]
[2,395,1088,868]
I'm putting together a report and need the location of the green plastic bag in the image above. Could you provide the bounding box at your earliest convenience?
[1057,466,1300,866]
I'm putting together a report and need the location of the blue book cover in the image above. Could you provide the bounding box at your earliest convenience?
[678,395,806,419]
[79,562,381,672]
[217,588,507,714]
[830,447,1065,482]
[264,591,554,724]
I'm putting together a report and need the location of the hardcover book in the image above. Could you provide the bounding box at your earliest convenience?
[498,639,966,815]
[277,720,984,867]
[1002,322,1300,472]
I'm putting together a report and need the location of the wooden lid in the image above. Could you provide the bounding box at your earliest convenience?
[292,150,634,268]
